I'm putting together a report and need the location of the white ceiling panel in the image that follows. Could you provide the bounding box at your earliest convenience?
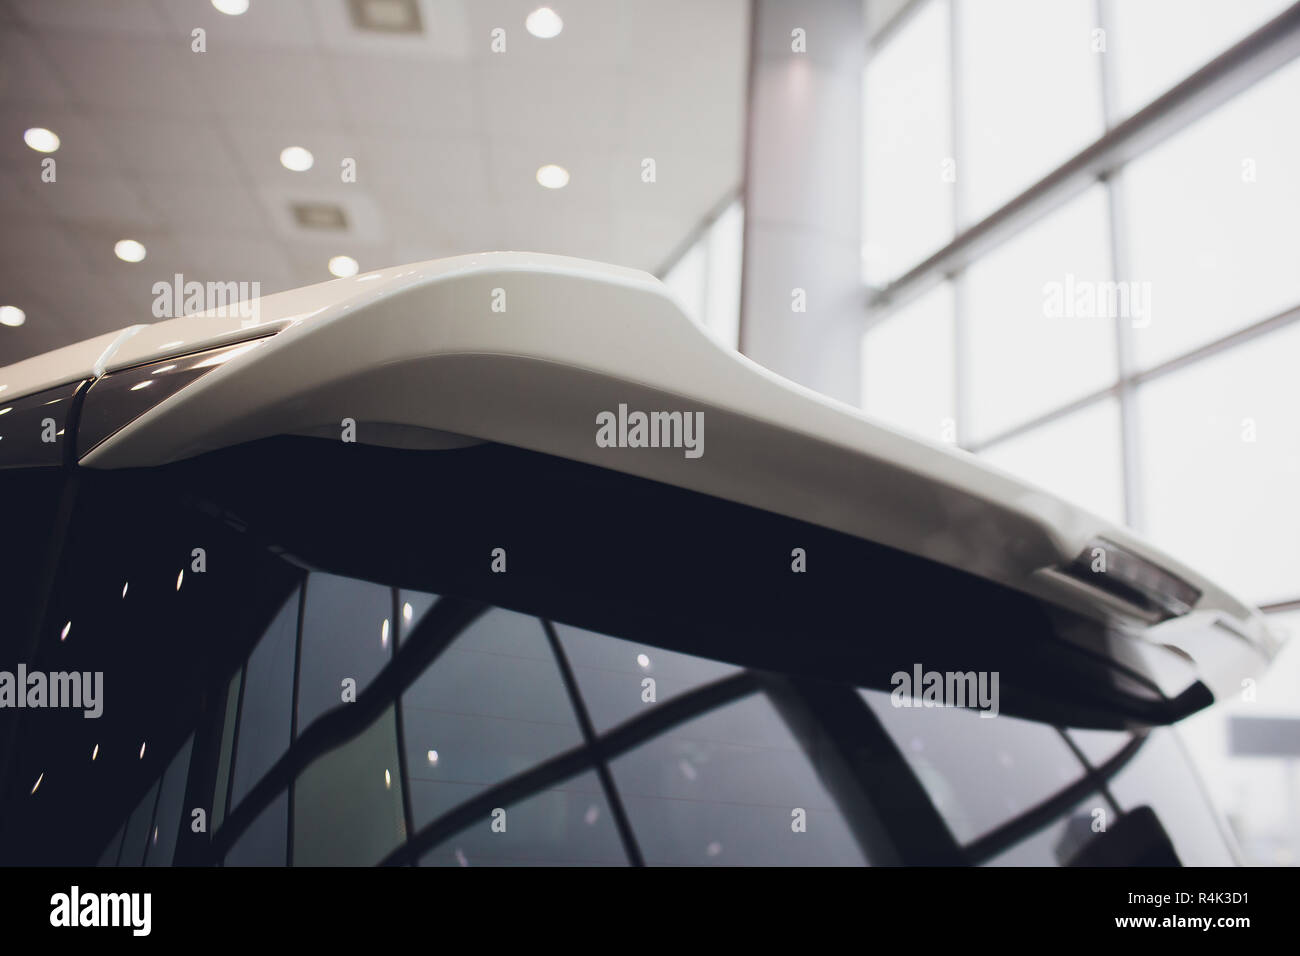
[155,0,320,50]
[0,0,748,365]
[0,27,71,106]
[188,47,343,125]
[12,0,166,37]
[41,169,155,231]
[93,115,246,185]
[51,34,205,118]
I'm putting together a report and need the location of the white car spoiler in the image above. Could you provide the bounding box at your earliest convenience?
[0,252,1281,698]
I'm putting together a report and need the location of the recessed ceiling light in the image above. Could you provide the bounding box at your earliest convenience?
[526,6,563,39]
[0,305,25,328]
[329,255,359,278]
[536,164,569,189]
[114,239,146,263]
[23,127,60,153]
[279,146,314,172]
[212,0,250,15]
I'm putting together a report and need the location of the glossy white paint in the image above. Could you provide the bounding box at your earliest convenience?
[0,329,128,399]
[0,253,1277,683]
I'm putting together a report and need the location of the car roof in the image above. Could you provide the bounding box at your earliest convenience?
[0,252,1279,674]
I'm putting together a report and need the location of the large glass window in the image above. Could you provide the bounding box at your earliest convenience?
[862,0,952,285]
[963,185,1115,442]
[661,199,744,348]
[1107,0,1294,119]
[1137,321,1300,606]
[956,0,1103,224]
[978,397,1125,525]
[861,281,956,443]
[1125,56,1300,369]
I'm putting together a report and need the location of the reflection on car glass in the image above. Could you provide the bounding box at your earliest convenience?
[230,589,298,807]
[402,609,583,830]
[293,707,405,866]
[554,622,741,733]
[1065,726,1133,766]
[609,694,868,866]
[297,573,392,728]
[420,771,626,867]
[981,792,1106,866]
[1108,727,1237,866]
[859,688,1084,844]
[397,589,439,645]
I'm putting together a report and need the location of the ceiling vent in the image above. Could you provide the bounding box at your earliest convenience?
[347,0,423,35]
[290,202,349,231]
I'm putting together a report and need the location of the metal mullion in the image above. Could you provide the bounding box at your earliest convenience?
[967,294,1300,455]
[1131,300,1300,386]
[540,618,645,867]
[967,384,1120,454]
[1261,598,1300,614]
[219,659,248,862]
[390,586,416,854]
[1096,0,1146,533]
[866,0,931,58]
[947,0,971,448]
[1106,173,1146,531]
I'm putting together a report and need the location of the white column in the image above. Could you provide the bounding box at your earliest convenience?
[740,0,865,405]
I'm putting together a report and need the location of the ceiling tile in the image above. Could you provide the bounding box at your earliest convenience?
[140,178,270,237]
[0,26,71,106]
[325,53,477,132]
[188,47,342,125]
[94,114,245,185]
[281,238,395,284]
[49,34,206,119]
[155,0,319,49]
[222,121,359,185]
[0,107,115,169]
[41,170,156,231]
[0,0,748,359]
[12,0,166,37]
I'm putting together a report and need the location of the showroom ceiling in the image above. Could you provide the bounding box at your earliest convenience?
[0,0,748,364]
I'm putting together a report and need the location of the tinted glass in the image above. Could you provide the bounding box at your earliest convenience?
[610,694,868,866]
[0,436,1235,866]
[860,688,1086,844]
